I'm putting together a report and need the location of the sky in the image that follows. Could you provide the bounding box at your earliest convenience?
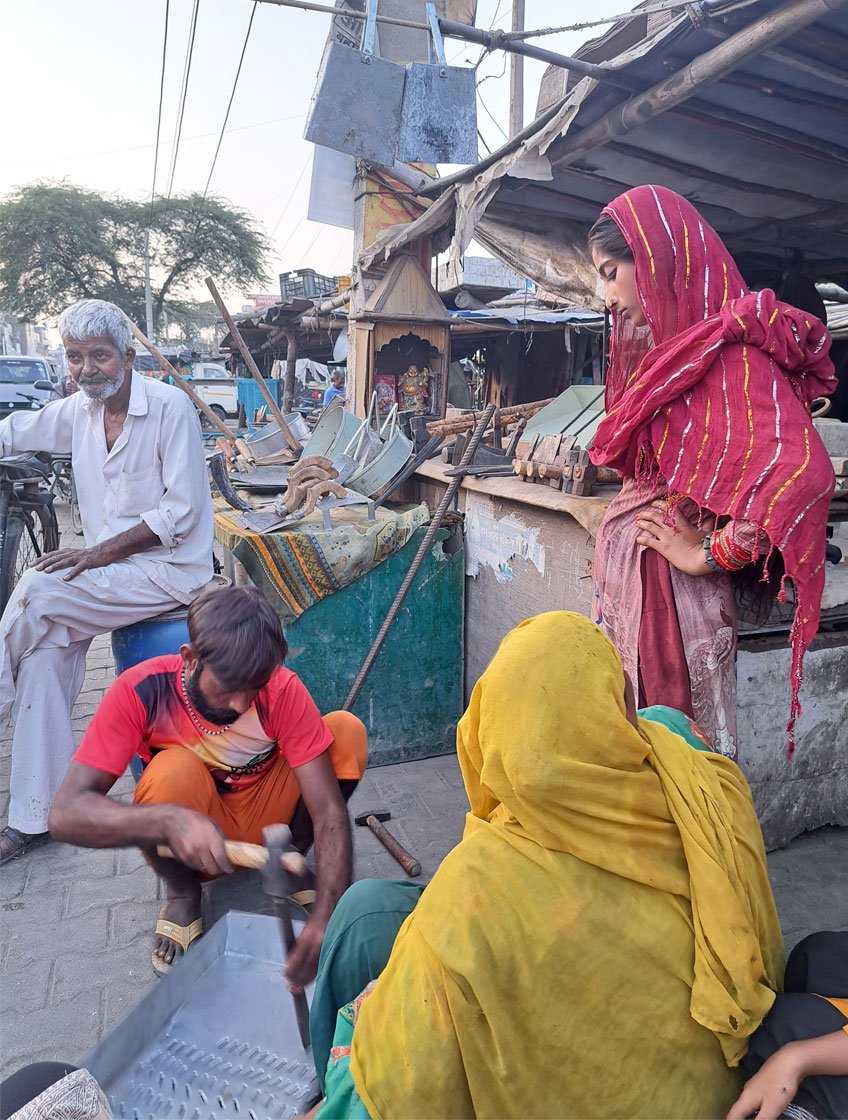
[4,0,631,305]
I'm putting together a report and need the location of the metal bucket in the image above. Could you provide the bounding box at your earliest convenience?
[245,413,310,459]
[303,407,363,460]
[348,426,414,497]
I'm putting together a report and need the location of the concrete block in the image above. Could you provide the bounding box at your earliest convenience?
[0,988,102,1076]
[64,864,158,918]
[5,907,109,975]
[814,418,848,457]
[107,899,164,949]
[52,946,150,1007]
[24,845,116,888]
[0,956,54,1015]
[0,855,30,901]
[737,633,848,849]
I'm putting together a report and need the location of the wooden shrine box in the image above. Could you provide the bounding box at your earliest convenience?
[352,253,451,423]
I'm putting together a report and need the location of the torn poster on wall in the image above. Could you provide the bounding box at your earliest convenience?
[464,495,545,585]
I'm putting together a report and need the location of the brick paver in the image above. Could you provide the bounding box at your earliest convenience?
[1,496,846,1078]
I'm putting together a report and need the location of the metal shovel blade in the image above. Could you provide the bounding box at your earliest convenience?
[397,63,478,164]
[304,39,406,165]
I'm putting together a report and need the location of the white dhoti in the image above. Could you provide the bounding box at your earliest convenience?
[1,562,181,833]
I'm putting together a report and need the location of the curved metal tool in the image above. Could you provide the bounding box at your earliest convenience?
[208,452,254,512]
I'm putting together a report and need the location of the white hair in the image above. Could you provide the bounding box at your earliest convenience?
[58,299,132,354]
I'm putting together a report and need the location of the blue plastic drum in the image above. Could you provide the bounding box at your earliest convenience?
[111,609,190,675]
[112,606,190,780]
[110,579,229,778]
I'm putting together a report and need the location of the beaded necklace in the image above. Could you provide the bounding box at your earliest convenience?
[179,668,232,737]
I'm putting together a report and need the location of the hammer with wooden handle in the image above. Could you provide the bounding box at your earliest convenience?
[156,838,307,876]
[354,811,421,877]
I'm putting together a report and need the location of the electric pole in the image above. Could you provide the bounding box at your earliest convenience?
[143,230,155,342]
[509,0,525,138]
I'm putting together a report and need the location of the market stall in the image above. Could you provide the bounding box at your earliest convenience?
[367,0,848,847]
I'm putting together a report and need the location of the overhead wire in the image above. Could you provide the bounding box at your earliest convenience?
[162,0,201,207]
[197,1,258,208]
[502,0,762,40]
[146,0,171,232]
[173,1,259,280]
[270,153,313,236]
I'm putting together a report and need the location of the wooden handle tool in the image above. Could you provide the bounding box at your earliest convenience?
[156,840,307,876]
[205,276,301,454]
[130,323,244,450]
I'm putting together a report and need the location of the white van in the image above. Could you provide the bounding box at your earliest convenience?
[187,363,239,420]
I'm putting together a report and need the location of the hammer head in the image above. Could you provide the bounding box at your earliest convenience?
[261,823,296,900]
[354,811,391,826]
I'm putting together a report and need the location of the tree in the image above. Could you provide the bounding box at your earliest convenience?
[0,182,270,331]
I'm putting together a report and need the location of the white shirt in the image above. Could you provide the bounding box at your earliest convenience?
[0,372,213,603]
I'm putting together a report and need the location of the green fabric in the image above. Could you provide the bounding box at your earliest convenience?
[317,993,374,1120]
[638,704,713,751]
[310,879,424,1092]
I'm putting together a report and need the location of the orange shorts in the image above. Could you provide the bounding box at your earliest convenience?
[133,710,367,846]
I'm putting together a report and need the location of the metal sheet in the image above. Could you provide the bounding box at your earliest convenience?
[307,146,356,231]
[84,912,317,1120]
[397,63,478,164]
[524,385,606,448]
[304,39,406,166]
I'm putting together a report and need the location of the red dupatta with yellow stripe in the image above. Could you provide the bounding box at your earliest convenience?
[589,185,836,750]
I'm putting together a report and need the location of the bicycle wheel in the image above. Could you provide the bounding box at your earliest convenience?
[0,504,60,611]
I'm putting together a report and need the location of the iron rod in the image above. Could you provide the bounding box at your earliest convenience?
[342,404,495,712]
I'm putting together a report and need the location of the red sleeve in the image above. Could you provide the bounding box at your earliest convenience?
[74,672,149,776]
[263,669,333,768]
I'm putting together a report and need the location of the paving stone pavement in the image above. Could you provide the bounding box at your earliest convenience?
[1,499,847,1079]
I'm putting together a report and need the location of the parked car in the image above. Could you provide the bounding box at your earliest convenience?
[0,356,61,418]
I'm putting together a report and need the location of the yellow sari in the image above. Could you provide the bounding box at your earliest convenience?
[350,612,783,1119]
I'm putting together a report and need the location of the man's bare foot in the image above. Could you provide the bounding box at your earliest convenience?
[153,888,202,967]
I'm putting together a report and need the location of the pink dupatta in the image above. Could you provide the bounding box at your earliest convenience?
[590,185,836,752]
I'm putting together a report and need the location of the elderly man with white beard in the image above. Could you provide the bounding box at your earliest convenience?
[0,299,213,863]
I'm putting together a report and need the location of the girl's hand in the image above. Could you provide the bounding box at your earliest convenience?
[635,502,716,576]
[726,1045,805,1120]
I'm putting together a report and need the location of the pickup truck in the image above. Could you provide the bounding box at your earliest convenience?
[186,363,239,420]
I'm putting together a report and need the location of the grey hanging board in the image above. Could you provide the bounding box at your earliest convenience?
[304,0,406,167]
[397,5,478,165]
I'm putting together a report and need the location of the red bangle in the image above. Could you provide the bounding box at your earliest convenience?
[711,526,751,571]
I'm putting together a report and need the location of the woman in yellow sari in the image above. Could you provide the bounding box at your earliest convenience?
[313,611,783,1119]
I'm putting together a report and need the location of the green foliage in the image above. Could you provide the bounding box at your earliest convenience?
[0,182,270,329]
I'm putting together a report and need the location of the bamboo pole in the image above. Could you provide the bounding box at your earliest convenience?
[425,397,553,437]
[205,277,301,453]
[130,322,238,446]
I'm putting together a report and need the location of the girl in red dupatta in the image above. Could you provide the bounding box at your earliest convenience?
[588,185,835,756]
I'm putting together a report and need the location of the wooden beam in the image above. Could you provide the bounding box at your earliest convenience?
[205,276,300,452]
